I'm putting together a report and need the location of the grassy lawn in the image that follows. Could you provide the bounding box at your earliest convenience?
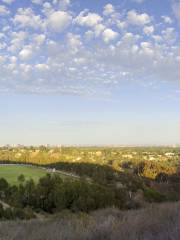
[0,165,67,185]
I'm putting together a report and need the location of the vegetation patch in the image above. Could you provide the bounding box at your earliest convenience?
[0,165,70,185]
[0,165,48,185]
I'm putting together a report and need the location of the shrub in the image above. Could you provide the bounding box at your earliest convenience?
[144,188,165,202]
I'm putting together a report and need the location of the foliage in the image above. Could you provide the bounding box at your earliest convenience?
[144,188,165,202]
[0,174,128,219]
[0,146,180,220]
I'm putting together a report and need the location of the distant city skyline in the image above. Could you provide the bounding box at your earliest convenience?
[0,0,180,145]
[1,144,179,148]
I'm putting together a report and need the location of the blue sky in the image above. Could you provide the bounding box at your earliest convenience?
[0,0,180,145]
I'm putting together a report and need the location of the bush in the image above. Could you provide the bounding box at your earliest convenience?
[144,188,165,202]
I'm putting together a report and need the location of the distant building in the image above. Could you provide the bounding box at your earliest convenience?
[122,154,133,159]
[95,151,102,157]
[165,152,175,157]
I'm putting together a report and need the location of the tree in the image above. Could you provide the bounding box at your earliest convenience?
[0,178,9,199]
[18,174,25,183]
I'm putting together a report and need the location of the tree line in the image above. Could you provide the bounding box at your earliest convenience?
[0,174,129,220]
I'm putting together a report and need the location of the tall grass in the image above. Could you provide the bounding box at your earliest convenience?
[0,201,180,240]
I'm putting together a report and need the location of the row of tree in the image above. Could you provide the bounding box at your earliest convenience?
[0,174,128,219]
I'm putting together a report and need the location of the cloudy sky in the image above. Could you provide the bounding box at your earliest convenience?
[0,0,180,145]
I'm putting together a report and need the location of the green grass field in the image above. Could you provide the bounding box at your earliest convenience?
[0,165,67,185]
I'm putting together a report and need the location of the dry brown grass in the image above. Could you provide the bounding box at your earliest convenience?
[0,201,180,240]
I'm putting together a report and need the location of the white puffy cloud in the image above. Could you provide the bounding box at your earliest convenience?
[8,31,28,53]
[19,46,33,61]
[0,39,7,49]
[0,56,6,63]
[75,10,102,27]
[9,56,17,63]
[35,63,49,71]
[132,0,145,3]
[31,0,43,5]
[33,34,46,45]
[116,20,127,30]
[19,64,32,74]
[47,10,72,32]
[162,27,177,43]
[2,0,15,4]
[67,33,82,53]
[42,2,53,16]
[0,5,9,15]
[0,1,180,96]
[102,28,118,43]
[127,10,151,25]
[143,25,154,35]
[53,0,70,9]
[140,42,154,57]
[152,35,162,43]
[13,8,44,29]
[161,16,173,24]
[0,33,5,39]
[172,0,180,20]
[117,32,140,49]
[84,30,94,40]
[103,4,115,16]
[94,24,106,37]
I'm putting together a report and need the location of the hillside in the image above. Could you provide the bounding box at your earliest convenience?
[0,146,180,203]
[0,201,180,240]
[0,146,179,227]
